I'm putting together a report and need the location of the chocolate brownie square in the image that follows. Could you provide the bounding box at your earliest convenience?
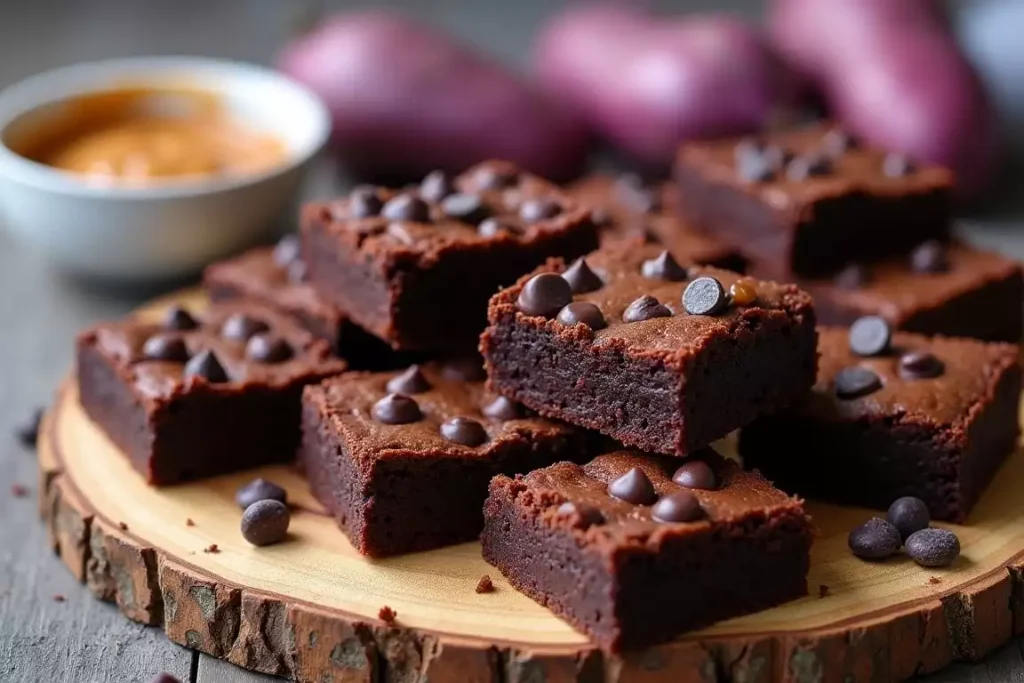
[301,160,599,352]
[481,243,818,457]
[800,241,1023,343]
[675,122,953,278]
[77,302,347,486]
[203,239,414,369]
[739,324,1021,522]
[568,173,746,272]
[482,448,814,651]
[299,361,586,557]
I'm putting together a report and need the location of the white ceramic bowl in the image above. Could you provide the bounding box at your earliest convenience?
[0,57,331,281]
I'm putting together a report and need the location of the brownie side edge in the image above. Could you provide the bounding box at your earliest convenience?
[902,269,1024,343]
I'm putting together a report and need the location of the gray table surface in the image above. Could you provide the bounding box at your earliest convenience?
[1,1,1023,681]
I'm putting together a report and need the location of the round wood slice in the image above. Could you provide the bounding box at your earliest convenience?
[38,291,1024,683]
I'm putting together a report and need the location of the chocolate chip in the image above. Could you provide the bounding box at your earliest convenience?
[835,264,870,290]
[607,467,657,505]
[887,496,930,542]
[848,517,901,560]
[910,240,949,274]
[652,491,703,523]
[556,302,606,330]
[641,250,688,281]
[822,129,856,156]
[622,295,672,323]
[241,499,290,547]
[420,170,454,203]
[519,198,562,223]
[272,234,301,267]
[683,276,727,315]
[786,153,833,181]
[440,357,486,382]
[899,352,945,380]
[849,316,892,357]
[14,408,42,449]
[556,501,604,529]
[235,478,288,509]
[142,334,190,362]
[349,187,383,218]
[562,258,603,294]
[834,366,882,400]
[883,153,915,178]
[728,281,757,307]
[482,396,523,420]
[440,416,489,446]
[477,217,519,238]
[372,393,422,424]
[163,305,198,331]
[183,349,228,383]
[246,334,293,363]
[387,365,432,394]
[287,260,308,284]
[905,528,960,567]
[442,193,490,224]
[517,273,573,317]
[475,166,518,190]
[382,194,430,222]
[221,313,270,341]
[672,461,717,490]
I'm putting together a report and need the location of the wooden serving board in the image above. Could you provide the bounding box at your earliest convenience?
[37,291,1024,683]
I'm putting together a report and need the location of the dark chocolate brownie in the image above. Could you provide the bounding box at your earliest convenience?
[568,173,746,272]
[740,325,1021,522]
[480,243,818,456]
[481,449,813,652]
[798,241,1023,343]
[299,362,586,557]
[301,161,599,352]
[77,302,347,486]
[675,121,953,279]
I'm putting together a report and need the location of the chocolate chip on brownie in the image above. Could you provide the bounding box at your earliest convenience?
[821,128,857,156]
[898,351,945,380]
[241,499,291,546]
[672,461,717,490]
[556,501,605,529]
[420,170,454,203]
[183,350,228,383]
[236,478,288,509]
[272,234,301,267]
[519,197,562,223]
[883,153,915,178]
[848,517,901,560]
[556,302,607,330]
[476,217,518,238]
[163,305,198,331]
[683,276,728,316]
[474,165,519,190]
[386,365,432,394]
[349,186,384,218]
[608,467,658,505]
[442,193,490,224]
[221,312,270,341]
[849,316,892,357]
[622,295,671,323]
[562,257,603,294]
[517,273,573,318]
[834,263,871,290]
[652,490,703,523]
[382,193,430,222]
[142,335,190,362]
[910,240,949,274]
[834,366,883,399]
[786,153,833,181]
[641,250,688,281]
[372,393,422,425]
[482,396,523,420]
[246,334,293,363]
[440,416,489,446]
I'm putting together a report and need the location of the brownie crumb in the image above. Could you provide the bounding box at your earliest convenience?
[929,576,942,585]
[10,484,28,498]
[378,606,397,624]
[186,518,195,527]
[475,575,495,594]
[52,594,66,603]
[118,522,129,532]
[203,544,221,554]
[818,584,830,598]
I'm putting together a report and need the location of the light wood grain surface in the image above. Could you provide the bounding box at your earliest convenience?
[1,1,1023,682]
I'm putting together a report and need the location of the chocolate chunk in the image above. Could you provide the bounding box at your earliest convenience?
[440,416,489,446]
[683,276,727,316]
[420,170,454,203]
[349,187,384,218]
[883,153,915,178]
[440,357,487,382]
[607,467,657,505]
[556,501,604,529]
[386,365,432,394]
[786,153,832,181]
[849,316,892,357]
[142,334,190,363]
[14,408,43,449]
[183,350,228,383]
[834,366,882,400]
[482,396,523,420]
[905,528,960,567]
[835,264,870,290]
[272,234,301,267]
[672,461,717,490]
[241,499,291,546]
[899,351,945,380]
[163,305,198,331]
[287,260,308,284]
[382,194,430,222]
[622,295,672,323]
[641,250,688,281]
[235,477,288,509]
[475,165,519,190]
[652,491,703,523]
[442,193,490,224]
[246,334,293,363]
[910,240,949,274]
[887,496,930,542]
[221,313,270,341]
[848,517,901,560]
[728,281,757,307]
[822,129,856,156]
[477,217,519,238]
[372,393,422,425]
[556,302,607,330]
[519,198,562,223]
[475,574,495,594]
[562,258,603,294]
[517,273,573,318]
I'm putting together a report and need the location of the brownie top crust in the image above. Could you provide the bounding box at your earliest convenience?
[204,244,335,316]
[678,121,954,214]
[812,326,1019,426]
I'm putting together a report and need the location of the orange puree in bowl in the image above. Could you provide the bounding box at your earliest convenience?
[14,87,286,185]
